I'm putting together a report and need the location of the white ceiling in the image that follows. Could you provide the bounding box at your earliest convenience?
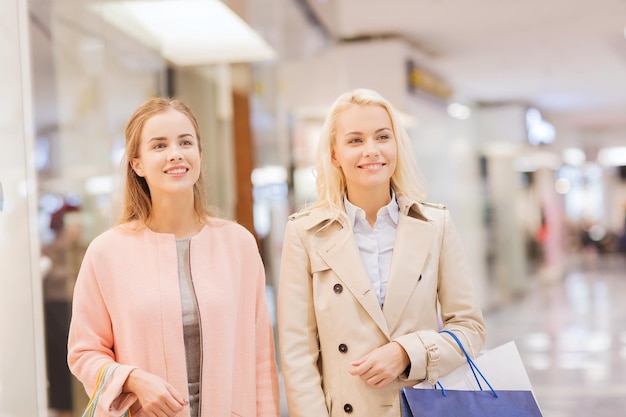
[28,0,626,135]
[304,0,626,130]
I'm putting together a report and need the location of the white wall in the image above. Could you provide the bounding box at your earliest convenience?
[476,105,534,298]
[0,0,48,415]
[406,100,490,309]
[279,38,410,112]
[175,65,237,220]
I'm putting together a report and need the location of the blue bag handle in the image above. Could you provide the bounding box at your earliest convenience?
[438,329,498,398]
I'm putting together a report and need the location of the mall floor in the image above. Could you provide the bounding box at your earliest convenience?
[483,252,626,417]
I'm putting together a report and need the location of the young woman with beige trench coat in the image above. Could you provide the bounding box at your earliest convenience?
[277,89,486,417]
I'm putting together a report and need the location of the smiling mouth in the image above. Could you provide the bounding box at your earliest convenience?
[165,168,188,175]
[359,163,386,169]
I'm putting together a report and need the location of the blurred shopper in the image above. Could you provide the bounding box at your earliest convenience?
[68,98,280,417]
[277,89,486,417]
[42,201,81,417]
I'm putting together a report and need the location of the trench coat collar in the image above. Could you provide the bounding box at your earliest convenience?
[296,195,428,230]
[300,197,436,337]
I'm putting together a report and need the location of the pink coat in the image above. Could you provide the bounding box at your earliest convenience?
[68,220,280,417]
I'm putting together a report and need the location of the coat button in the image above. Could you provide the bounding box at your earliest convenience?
[333,283,343,293]
[338,343,348,353]
[343,403,353,413]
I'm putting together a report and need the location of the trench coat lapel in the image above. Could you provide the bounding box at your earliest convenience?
[316,225,390,337]
[383,206,436,334]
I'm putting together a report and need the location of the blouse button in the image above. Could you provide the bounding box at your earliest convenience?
[333,283,343,293]
[343,403,353,413]
[338,343,348,353]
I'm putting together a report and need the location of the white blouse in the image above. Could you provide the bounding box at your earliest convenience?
[344,192,399,307]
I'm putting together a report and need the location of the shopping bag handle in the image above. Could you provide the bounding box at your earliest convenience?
[439,330,498,398]
[82,363,130,417]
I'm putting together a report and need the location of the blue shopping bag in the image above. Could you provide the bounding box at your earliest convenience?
[401,387,543,417]
[401,330,543,417]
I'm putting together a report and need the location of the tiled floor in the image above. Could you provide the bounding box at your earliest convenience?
[483,253,626,417]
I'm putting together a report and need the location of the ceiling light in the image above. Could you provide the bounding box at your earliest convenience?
[91,0,276,66]
[447,103,471,120]
[562,148,586,166]
[525,108,555,146]
[597,146,626,166]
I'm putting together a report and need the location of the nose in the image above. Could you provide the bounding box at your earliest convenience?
[169,146,183,161]
[364,139,379,157]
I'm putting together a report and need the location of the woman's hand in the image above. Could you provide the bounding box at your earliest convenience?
[348,341,410,388]
[123,369,187,417]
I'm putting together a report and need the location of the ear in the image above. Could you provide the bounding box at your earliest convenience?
[130,158,145,177]
[331,149,340,167]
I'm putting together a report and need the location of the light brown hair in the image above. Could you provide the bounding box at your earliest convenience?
[118,97,213,225]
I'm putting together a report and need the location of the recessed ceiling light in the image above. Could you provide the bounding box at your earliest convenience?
[447,102,471,120]
[598,146,626,166]
[90,0,276,66]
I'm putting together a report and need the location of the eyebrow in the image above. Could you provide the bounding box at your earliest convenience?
[343,127,392,136]
[147,133,195,143]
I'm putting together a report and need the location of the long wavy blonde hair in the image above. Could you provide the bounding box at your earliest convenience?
[118,97,213,225]
[309,88,428,219]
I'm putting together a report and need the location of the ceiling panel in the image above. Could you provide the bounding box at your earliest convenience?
[305,0,626,129]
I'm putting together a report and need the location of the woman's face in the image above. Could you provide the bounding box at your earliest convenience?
[332,104,397,197]
[131,108,202,199]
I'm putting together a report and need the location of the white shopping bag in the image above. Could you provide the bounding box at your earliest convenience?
[403,339,544,417]
[413,341,535,391]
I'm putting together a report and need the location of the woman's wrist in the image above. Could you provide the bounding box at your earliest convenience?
[123,368,142,392]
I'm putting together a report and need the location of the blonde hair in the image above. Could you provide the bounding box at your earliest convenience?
[118,97,213,225]
[310,88,428,218]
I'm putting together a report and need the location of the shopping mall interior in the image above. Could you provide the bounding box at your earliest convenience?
[2,0,626,416]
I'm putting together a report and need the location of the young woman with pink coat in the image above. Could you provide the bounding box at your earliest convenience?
[68,98,280,417]
[277,89,486,417]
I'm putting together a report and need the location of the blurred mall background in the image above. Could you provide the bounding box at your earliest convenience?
[2,0,626,416]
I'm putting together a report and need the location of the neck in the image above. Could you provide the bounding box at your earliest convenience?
[346,186,392,226]
[147,192,202,238]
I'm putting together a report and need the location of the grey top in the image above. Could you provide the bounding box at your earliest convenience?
[176,238,201,417]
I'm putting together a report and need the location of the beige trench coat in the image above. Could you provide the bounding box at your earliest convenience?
[277,196,486,417]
